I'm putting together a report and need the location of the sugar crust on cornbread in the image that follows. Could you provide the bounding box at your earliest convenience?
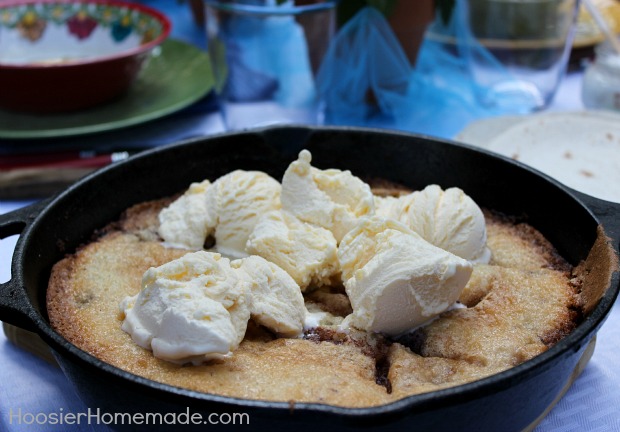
[47,189,584,408]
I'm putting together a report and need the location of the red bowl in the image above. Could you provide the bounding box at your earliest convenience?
[0,0,171,113]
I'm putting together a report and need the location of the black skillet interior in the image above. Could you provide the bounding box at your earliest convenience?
[4,126,620,431]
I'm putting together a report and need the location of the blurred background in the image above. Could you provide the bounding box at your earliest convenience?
[0,0,619,200]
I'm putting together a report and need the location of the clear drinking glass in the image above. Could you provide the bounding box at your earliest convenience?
[462,0,580,112]
[204,0,336,130]
[582,39,620,111]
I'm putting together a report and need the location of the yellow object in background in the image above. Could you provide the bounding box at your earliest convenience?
[574,0,620,48]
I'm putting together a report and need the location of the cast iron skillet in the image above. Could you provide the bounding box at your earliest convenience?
[1,126,619,432]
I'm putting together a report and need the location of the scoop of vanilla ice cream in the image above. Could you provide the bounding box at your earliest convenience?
[120,251,250,364]
[246,210,339,291]
[338,216,473,335]
[281,150,374,242]
[232,255,306,336]
[400,185,491,263]
[158,180,215,250]
[373,195,405,220]
[206,170,281,259]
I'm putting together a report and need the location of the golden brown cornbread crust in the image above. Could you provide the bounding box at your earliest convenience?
[47,196,583,408]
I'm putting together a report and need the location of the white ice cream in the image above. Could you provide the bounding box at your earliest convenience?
[281,150,374,243]
[206,170,281,259]
[246,210,339,291]
[374,185,491,263]
[338,216,473,335]
[303,302,344,330]
[232,255,306,336]
[120,251,251,364]
[148,161,487,359]
[158,180,215,250]
[373,195,401,220]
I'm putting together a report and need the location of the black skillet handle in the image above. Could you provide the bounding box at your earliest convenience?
[571,189,620,252]
[0,199,50,333]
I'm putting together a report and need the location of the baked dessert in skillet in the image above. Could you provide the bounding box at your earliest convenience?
[47,151,582,408]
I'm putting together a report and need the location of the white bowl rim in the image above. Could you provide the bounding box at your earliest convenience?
[0,0,172,69]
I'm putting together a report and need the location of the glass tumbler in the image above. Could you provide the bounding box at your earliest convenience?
[582,39,620,111]
[462,0,580,112]
[204,0,336,130]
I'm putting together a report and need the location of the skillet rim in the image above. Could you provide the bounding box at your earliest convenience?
[7,125,620,417]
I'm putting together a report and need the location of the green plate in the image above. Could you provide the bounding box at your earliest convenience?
[0,39,214,139]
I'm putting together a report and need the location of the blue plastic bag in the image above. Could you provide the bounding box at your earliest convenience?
[394,1,513,137]
[318,2,519,138]
[316,7,412,126]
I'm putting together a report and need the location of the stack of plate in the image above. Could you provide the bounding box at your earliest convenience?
[456,111,620,203]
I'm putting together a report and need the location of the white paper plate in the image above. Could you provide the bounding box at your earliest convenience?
[456,111,620,203]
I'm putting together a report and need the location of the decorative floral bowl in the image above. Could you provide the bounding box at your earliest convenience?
[0,0,171,113]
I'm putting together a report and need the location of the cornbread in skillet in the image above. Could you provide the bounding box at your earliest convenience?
[47,186,583,407]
